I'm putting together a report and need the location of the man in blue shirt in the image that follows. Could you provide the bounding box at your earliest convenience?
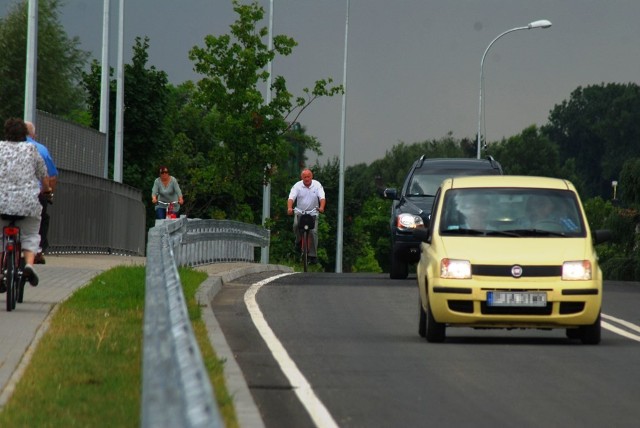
[26,121,57,264]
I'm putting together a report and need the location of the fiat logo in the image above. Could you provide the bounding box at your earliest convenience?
[511,265,523,278]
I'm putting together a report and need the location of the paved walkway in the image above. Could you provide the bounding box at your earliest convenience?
[0,253,287,424]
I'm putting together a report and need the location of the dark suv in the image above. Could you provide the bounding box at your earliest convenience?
[383,156,503,279]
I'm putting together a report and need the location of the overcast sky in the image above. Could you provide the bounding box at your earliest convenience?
[2,0,639,167]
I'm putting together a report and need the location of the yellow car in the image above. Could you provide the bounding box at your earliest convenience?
[416,176,611,344]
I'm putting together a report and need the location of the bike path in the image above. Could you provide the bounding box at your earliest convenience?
[0,254,287,427]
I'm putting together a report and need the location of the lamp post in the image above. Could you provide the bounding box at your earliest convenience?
[335,0,350,273]
[261,0,274,264]
[476,19,552,159]
[23,0,37,123]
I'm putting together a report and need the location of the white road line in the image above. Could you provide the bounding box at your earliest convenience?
[244,273,339,428]
[602,313,640,334]
[602,313,640,342]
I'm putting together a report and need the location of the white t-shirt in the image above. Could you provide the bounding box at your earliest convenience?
[288,179,325,215]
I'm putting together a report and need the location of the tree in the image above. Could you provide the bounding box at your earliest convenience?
[543,83,640,198]
[368,133,466,190]
[83,37,170,192]
[186,0,342,221]
[618,157,640,205]
[121,37,170,188]
[488,126,561,175]
[0,0,88,123]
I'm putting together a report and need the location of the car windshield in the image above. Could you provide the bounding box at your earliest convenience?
[439,188,586,237]
[407,169,495,197]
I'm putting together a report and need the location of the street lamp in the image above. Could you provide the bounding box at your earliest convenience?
[336,0,350,273]
[476,19,552,159]
[261,0,274,264]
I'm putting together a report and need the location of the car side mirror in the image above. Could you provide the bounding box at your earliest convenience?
[593,229,611,245]
[383,188,399,200]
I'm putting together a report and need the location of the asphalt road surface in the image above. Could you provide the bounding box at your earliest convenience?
[213,273,640,428]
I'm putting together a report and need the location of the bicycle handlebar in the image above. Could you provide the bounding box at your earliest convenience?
[294,208,319,215]
[156,200,179,207]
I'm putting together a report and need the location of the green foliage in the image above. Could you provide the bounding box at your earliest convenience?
[351,196,389,272]
[582,197,614,230]
[603,207,638,255]
[178,0,341,221]
[352,243,383,273]
[618,157,640,205]
[543,83,640,198]
[369,133,466,189]
[489,126,561,176]
[122,38,170,185]
[0,0,89,123]
[83,37,173,226]
[595,205,640,280]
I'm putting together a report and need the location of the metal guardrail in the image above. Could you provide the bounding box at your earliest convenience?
[48,169,146,256]
[173,218,270,267]
[142,217,270,428]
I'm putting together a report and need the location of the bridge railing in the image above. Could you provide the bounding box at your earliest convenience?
[170,218,270,267]
[142,217,269,428]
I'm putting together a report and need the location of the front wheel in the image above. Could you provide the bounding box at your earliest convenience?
[426,300,446,343]
[302,229,309,272]
[565,328,580,340]
[418,300,427,338]
[579,313,601,345]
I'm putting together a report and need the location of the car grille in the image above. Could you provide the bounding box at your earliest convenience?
[476,301,585,315]
[473,265,561,277]
[481,302,553,315]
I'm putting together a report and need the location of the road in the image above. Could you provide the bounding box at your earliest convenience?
[213,273,640,428]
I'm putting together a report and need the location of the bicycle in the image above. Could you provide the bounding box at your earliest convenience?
[296,209,317,272]
[1,215,28,312]
[156,200,179,219]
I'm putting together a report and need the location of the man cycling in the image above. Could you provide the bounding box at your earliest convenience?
[287,169,326,265]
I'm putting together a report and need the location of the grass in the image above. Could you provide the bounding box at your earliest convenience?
[0,266,238,428]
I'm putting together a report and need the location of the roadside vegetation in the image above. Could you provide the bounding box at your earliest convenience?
[0,266,238,428]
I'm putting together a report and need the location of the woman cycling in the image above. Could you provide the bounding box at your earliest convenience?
[0,118,48,286]
[151,166,184,219]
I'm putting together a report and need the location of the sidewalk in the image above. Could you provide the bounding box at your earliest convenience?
[0,253,287,423]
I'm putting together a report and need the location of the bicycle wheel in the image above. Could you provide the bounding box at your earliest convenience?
[17,256,26,304]
[5,253,16,311]
[302,229,308,272]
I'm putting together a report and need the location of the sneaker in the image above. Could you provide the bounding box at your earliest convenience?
[23,264,39,286]
[34,252,46,264]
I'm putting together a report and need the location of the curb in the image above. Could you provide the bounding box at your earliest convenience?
[196,264,294,428]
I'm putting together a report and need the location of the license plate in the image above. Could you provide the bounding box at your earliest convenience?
[487,291,547,307]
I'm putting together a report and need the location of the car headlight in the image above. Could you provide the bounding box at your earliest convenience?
[397,213,424,230]
[562,260,592,280]
[440,258,472,279]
